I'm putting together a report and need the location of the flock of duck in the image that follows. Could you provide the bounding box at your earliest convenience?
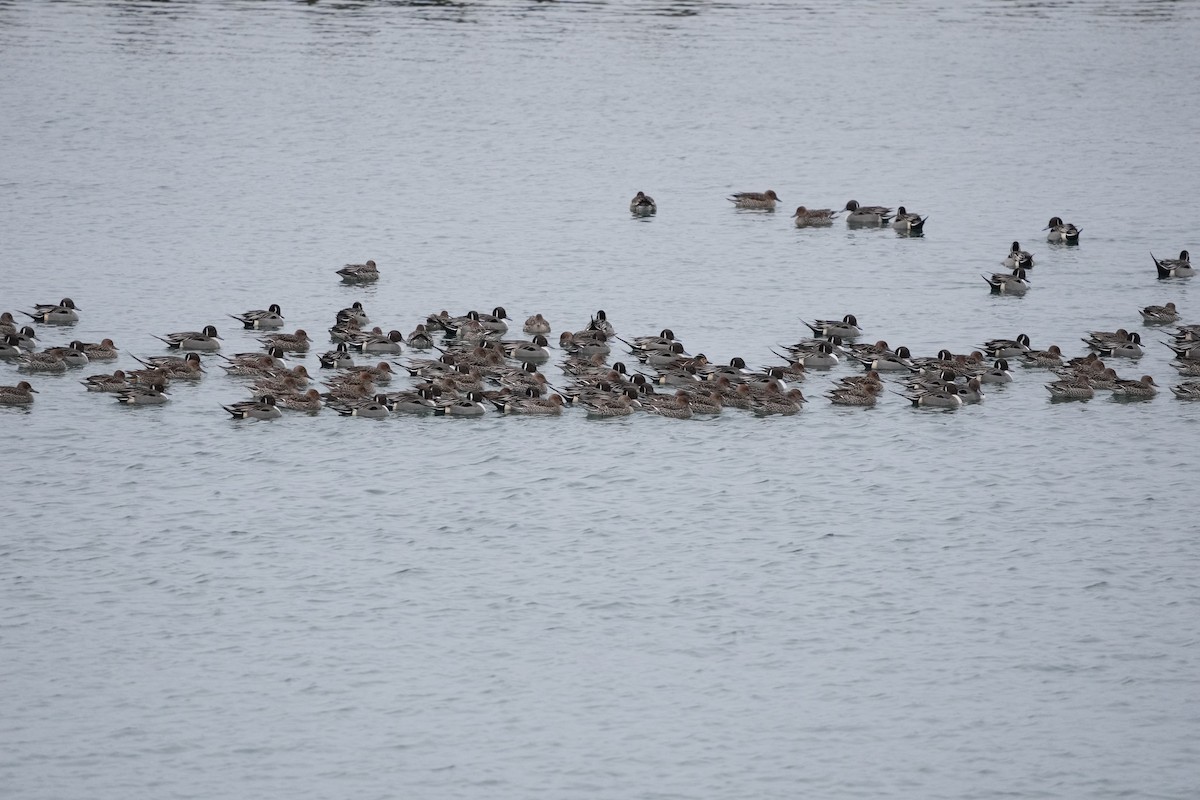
[1,192,1197,417]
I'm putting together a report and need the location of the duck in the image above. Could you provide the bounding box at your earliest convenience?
[333,393,392,419]
[956,377,986,403]
[490,392,565,415]
[223,395,283,420]
[336,302,370,326]
[75,338,119,360]
[981,334,1032,359]
[1169,380,1200,400]
[21,297,80,325]
[229,304,284,330]
[581,392,640,418]
[1003,241,1034,270]
[1021,345,1064,369]
[560,331,611,358]
[629,191,657,216]
[522,314,551,335]
[827,387,877,407]
[405,324,436,350]
[791,206,840,227]
[337,259,379,283]
[643,390,694,419]
[975,359,1011,384]
[348,328,404,354]
[319,342,355,369]
[1045,216,1081,244]
[79,369,127,392]
[504,334,550,363]
[902,388,963,409]
[10,325,38,351]
[135,351,206,379]
[805,314,862,340]
[41,343,90,367]
[1152,250,1193,279]
[0,381,38,405]
[1140,302,1179,325]
[983,267,1030,295]
[276,389,324,412]
[0,312,18,336]
[750,385,805,416]
[155,325,221,351]
[259,329,311,353]
[891,206,927,233]
[1111,375,1158,399]
[116,383,169,405]
[17,351,67,372]
[843,200,893,226]
[0,334,28,359]
[434,391,487,418]
[1046,379,1094,401]
[729,189,780,210]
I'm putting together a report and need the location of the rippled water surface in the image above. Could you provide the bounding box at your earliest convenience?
[3,1,1199,798]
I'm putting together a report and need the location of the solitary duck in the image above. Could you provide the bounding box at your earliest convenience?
[230,304,284,330]
[1140,302,1179,325]
[223,395,283,420]
[337,259,379,283]
[0,381,38,405]
[630,191,657,216]
[1152,250,1192,279]
[843,200,893,226]
[791,206,840,227]
[22,297,80,325]
[1003,241,1034,270]
[729,190,780,210]
[1045,216,1081,244]
[983,267,1031,295]
[155,325,221,351]
[891,206,928,234]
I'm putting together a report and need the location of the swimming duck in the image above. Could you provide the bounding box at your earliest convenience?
[827,387,877,406]
[434,391,487,418]
[1169,380,1200,400]
[791,206,840,227]
[490,392,565,415]
[17,351,67,372]
[223,395,283,420]
[336,302,371,326]
[333,393,392,419]
[276,389,324,412]
[81,369,128,392]
[843,200,893,226]
[0,381,38,405]
[805,314,862,340]
[1111,375,1158,399]
[21,297,80,325]
[337,259,379,283]
[729,190,780,210]
[902,388,963,409]
[983,267,1030,295]
[41,343,90,367]
[319,342,355,369]
[155,325,222,351]
[1045,216,1081,244]
[348,329,404,354]
[0,334,28,359]
[560,331,611,358]
[406,324,436,350]
[387,386,439,414]
[1140,302,1179,325]
[1021,345,1064,368]
[522,314,551,335]
[116,383,169,405]
[1003,241,1034,270]
[1046,379,1094,401]
[475,306,510,334]
[75,338,119,360]
[260,329,311,353]
[643,390,694,419]
[955,377,986,403]
[504,335,550,363]
[630,191,657,216]
[1152,250,1192,279]
[0,312,17,336]
[581,392,640,418]
[981,334,1032,359]
[891,206,927,233]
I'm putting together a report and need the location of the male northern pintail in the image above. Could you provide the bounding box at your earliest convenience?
[1152,250,1192,279]
[319,342,355,369]
[0,381,38,405]
[434,391,488,418]
[1084,329,1143,358]
[522,314,551,335]
[981,334,1032,358]
[116,383,169,405]
[805,314,862,339]
[1003,241,1034,270]
[983,267,1031,295]
[22,297,79,325]
[336,302,370,326]
[1045,216,1081,244]
[980,359,1013,384]
[843,200,893,226]
[333,394,392,419]
[1140,302,1179,325]
[857,345,915,372]
[41,343,91,367]
[476,306,510,334]
[560,331,611,358]
[155,325,222,351]
[230,304,285,330]
[1,334,28,359]
[223,395,283,420]
[630,191,657,216]
[900,388,963,409]
[260,329,311,352]
[891,206,927,234]
[348,329,404,354]
[503,335,550,363]
[1111,375,1158,399]
[791,206,839,227]
[729,190,780,210]
[386,386,439,414]
[337,259,379,283]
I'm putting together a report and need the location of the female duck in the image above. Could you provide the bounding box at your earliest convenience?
[0,381,38,405]
[630,191,657,216]
[791,206,839,227]
[1140,302,1179,325]
[336,259,379,283]
[729,190,780,210]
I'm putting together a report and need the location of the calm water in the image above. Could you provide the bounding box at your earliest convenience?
[2,1,1199,798]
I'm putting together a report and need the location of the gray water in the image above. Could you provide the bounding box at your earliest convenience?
[2,1,1199,798]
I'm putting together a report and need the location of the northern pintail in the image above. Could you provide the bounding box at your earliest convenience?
[843,200,893,226]
[578,309,614,339]
[276,389,324,412]
[80,370,129,392]
[0,381,38,405]
[1152,250,1193,279]
[1111,375,1158,399]
[1003,241,1034,270]
[17,351,67,372]
[750,385,805,416]
[336,302,371,326]
[955,377,986,404]
[1046,378,1094,401]
[983,267,1031,295]
[901,388,963,409]
[630,191,657,216]
[387,386,439,414]
[41,343,90,367]
[1170,380,1200,400]
[729,190,780,210]
[1140,302,1179,325]
[406,324,436,350]
[643,390,694,419]
[11,325,38,350]
[1084,329,1143,358]
[434,391,487,418]
[260,329,311,353]
[827,387,877,407]
[319,342,355,369]
[791,206,839,227]
[75,338,119,360]
[475,307,510,334]
[0,312,17,336]
[1045,216,1081,244]
[805,314,862,340]
[489,392,565,415]
[333,393,392,419]
[503,334,550,363]
[337,259,379,283]
[522,314,551,335]
[1021,345,1064,368]
[22,297,80,324]
[620,329,676,354]
[155,325,222,351]
[116,383,169,405]
[858,345,915,372]
[1,334,28,359]
[230,304,285,330]
[134,351,206,378]
[348,329,404,354]
[981,334,1031,358]
[560,331,611,357]
[891,206,927,234]
[981,359,1014,384]
[223,395,283,420]
[581,392,640,418]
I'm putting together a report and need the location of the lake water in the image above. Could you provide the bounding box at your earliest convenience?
[2,1,1199,798]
